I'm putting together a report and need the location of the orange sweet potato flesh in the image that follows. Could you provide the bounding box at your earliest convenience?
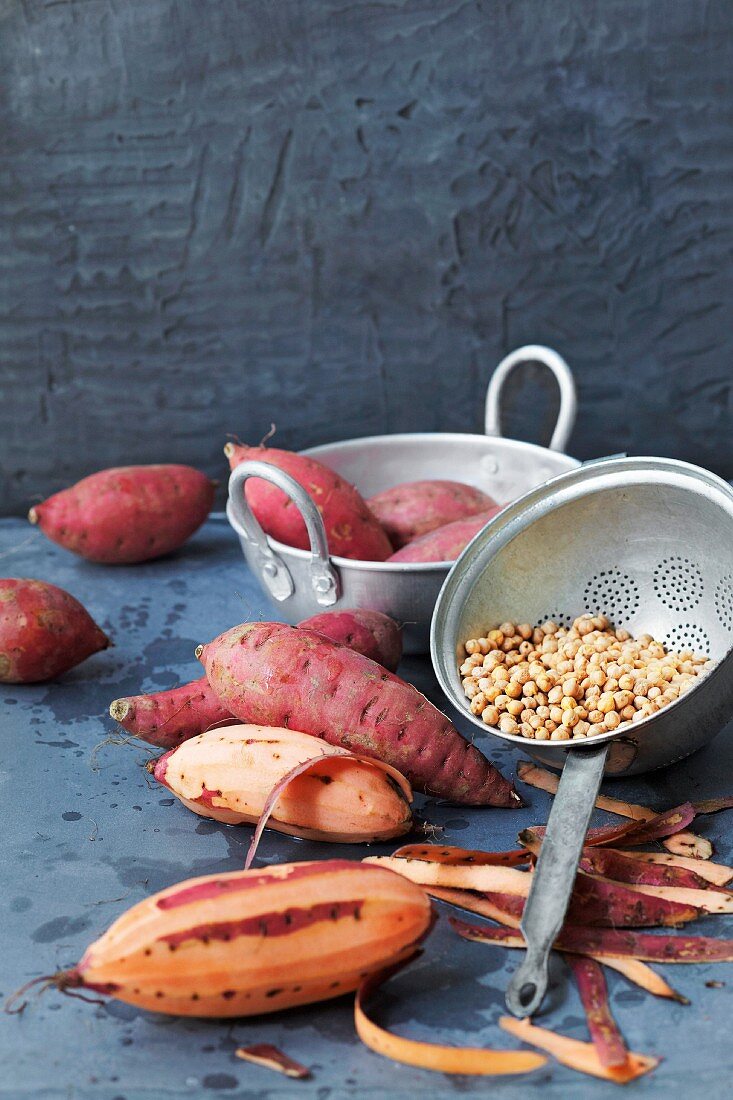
[199,621,520,807]
[298,609,402,672]
[225,443,392,561]
[29,464,215,564]
[367,480,497,550]
[387,507,503,563]
[110,676,233,748]
[498,1017,658,1083]
[0,578,110,683]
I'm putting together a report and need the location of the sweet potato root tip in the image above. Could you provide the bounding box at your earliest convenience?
[498,1016,659,1083]
[566,955,628,1068]
[28,507,39,525]
[235,1044,311,1079]
[195,644,204,659]
[355,961,548,1076]
[109,699,131,722]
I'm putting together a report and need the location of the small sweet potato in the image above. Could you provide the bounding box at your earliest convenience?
[367,480,497,550]
[225,443,392,561]
[198,621,520,807]
[298,609,402,671]
[0,578,110,682]
[109,676,233,749]
[29,464,215,564]
[387,508,503,564]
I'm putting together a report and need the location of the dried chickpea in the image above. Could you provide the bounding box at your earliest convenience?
[604,711,621,730]
[505,680,523,700]
[548,685,563,704]
[621,704,636,721]
[464,639,482,655]
[614,690,634,709]
[470,693,487,715]
[495,694,510,708]
[523,680,538,697]
[551,728,571,741]
[511,666,531,686]
[488,629,504,647]
[517,623,533,640]
[549,705,563,724]
[499,715,519,735]
[597,692,616,714]
[562,708,580,728]
[482,705,500,726]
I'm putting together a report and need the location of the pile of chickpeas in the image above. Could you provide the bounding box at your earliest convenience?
[459,613,713,741]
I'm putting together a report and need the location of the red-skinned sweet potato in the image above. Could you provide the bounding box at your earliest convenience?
[0,578,110,683]
[109,676,233,748]
[225,443,392,561]
[367,480,497,550]
[298,609,402,672]
[198,621,520,807]
[387,508,503,564]
[29,465,215,564]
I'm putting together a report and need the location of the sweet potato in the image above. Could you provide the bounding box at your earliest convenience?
[367,480,497,550]
[0,578,109,683]
[110,676,233,748]
[225,443,392,561]
[29,465,215,564]
[298,609,402,671]
[19,860,432,1018]
[152,724,413,844]
[198,621,520,807]
[386,508,503,564]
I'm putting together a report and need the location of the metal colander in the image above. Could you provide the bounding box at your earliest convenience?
[431,456,733,1018]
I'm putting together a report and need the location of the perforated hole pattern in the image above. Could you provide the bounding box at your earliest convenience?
[715,574,733,631]
[583,569,640,621]
[653,556,704,612]
[663,623,711,655]
[540,609,574,629]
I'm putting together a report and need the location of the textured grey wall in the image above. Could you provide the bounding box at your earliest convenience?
[1,0,732,515]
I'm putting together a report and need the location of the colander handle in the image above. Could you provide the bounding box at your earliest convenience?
[227,460,340,608]
[505,744,609,1019]
[485,345,577,452]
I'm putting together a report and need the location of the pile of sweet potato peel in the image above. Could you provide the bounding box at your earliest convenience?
[362,762,733,1084]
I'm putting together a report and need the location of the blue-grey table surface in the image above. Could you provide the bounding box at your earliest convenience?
[2,515,732,1100]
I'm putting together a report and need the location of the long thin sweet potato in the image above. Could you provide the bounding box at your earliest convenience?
[199,621,520,807]
[110,676,233,748]
[498,1017,659,1083]
[566,955,628,1067]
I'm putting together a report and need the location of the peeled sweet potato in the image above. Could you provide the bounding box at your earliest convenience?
[367,480,497,550]
[109,676,233,749]
[0,578,109,682]
[152,724,413,843]
[298,609,402,671]
[29,464,215,564]
[225,443,392,561]
[387,508,503,564]
[198,621,520,807]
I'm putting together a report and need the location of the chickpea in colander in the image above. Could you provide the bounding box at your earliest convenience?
[459,614,714,741]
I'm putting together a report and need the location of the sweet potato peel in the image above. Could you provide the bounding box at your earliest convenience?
[235,1044,311,1079]
[428,887,523,927]
[392,843,528,867]
[618,851,732,886]
[579,848,719,891]
[598,957,688,1004]
[498,1016,659,1083]
[662,832,714,860]
[246,754,413,868]
[566,955,628,1067]
[355,962,548,1076]
[517,762,655,821]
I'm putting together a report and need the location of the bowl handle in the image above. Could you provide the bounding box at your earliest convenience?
[227,460,340,608]
[484,345,578,452]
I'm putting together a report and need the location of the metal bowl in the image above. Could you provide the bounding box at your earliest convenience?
[227,345,579,652]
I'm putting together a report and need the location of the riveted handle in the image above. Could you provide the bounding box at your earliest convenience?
[227,460,340,608]
[505,744,608,1018]
[485,345,578,453]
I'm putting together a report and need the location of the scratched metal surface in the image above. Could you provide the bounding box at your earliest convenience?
[2,515,733,1099]
[2,0,733,515]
